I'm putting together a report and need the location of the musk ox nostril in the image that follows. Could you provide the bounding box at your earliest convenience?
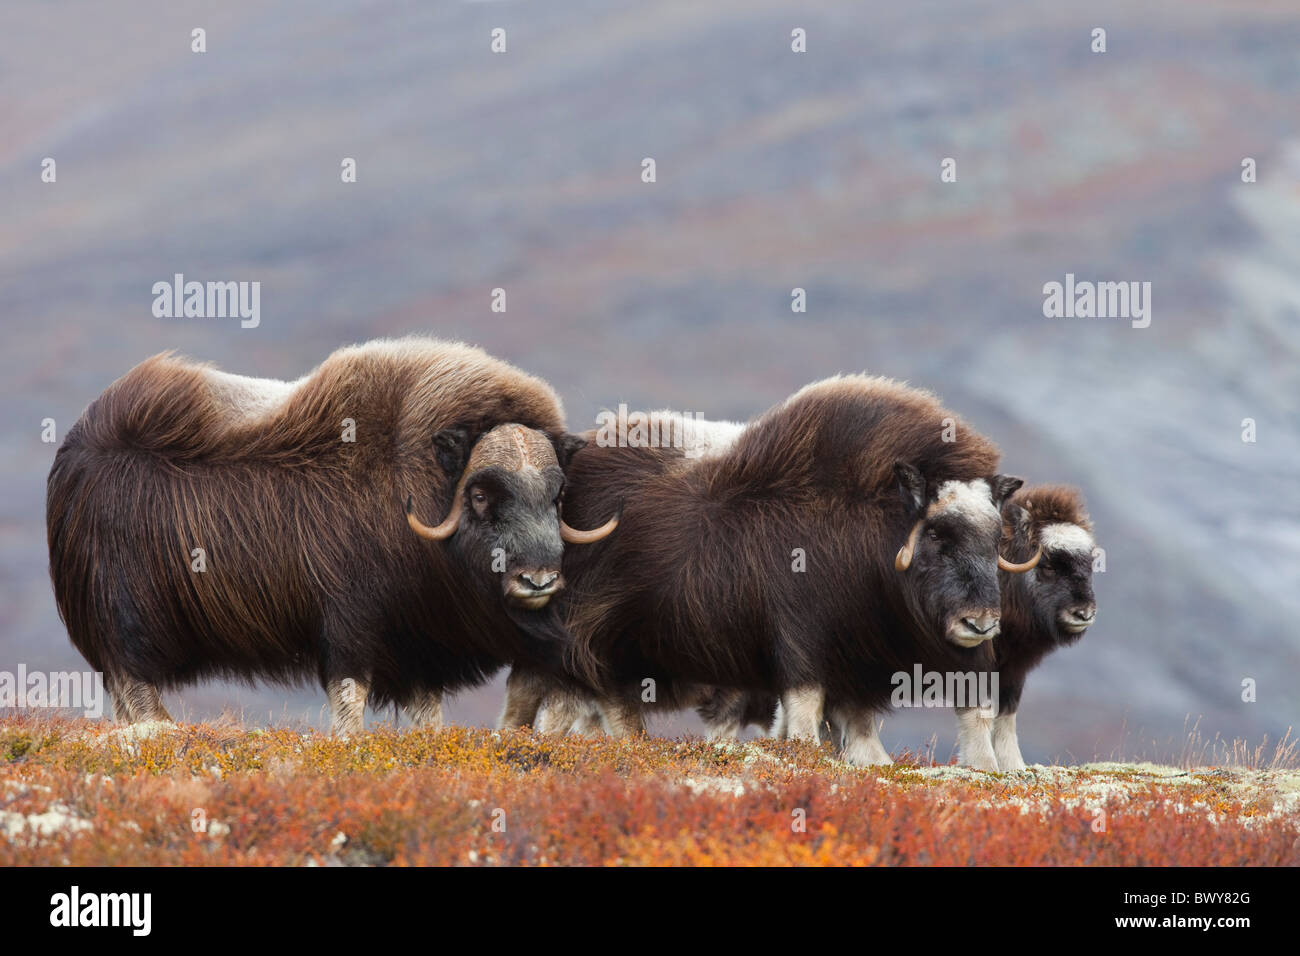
[519,571,559,591]
[1070,606,1096,623]
[962,614,999,636]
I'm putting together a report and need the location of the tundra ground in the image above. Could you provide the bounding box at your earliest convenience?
[1,716,1296,866]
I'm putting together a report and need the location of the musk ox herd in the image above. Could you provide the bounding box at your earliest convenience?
[46,337,1098,770]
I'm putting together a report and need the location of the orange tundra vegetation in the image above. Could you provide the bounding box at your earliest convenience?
[0,716,1296,866]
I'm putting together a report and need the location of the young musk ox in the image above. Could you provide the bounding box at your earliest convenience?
[503,378,1034,749]
[46,338,616,733]
[952,484,1097,770]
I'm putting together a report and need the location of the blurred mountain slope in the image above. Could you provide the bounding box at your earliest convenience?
[1,0,1296,760]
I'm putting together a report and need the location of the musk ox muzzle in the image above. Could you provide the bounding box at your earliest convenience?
[947,610,1001,647]
[1060,603,1097,634]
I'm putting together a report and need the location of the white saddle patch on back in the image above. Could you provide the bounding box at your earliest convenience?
[648,410,746,459]
[203,368,301,420]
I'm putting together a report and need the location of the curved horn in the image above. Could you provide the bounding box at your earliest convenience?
[894,520,923,572]
[998,547,1041,574]
[406,493,462,542]
[560,513,619,545]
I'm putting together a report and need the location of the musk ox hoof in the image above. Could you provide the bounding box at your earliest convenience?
[97,719,179,755]
[841,744,894,767]
[109,719,177,739]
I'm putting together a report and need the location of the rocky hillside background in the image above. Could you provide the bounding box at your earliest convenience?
[2,0,1297,762]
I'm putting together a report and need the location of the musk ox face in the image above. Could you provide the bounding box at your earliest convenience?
[1016,518,1097,645]
[893,464,1027,648]
[406,425,617,612]
[458,458,567,609]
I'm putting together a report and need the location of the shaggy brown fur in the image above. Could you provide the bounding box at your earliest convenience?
[555,375,1015,716]
[994,483,1096,713]
[716,484,1098,758]
[46,338,580,720]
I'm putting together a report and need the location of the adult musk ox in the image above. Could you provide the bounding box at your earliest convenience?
[953,484,1097,770]
[504,377,1033,750]
[45,338,616,733]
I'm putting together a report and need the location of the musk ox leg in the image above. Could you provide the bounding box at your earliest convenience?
[404,690,444,730]
[694,687,746,741]
[833,707,892,766]
[768,701,787,739]
[781,686,824,744]
[327,677,370,736]
[109,676,173,724]
[498,667,550,730]
[955,706,998,771]
[598,696,646,738]
[569,707,605,735]
[992,711,1027,770]
[536,689,594,735]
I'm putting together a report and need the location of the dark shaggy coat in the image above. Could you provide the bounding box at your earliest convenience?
[556,375,1007,713]
[47,338,574,709]
[993,484,1097,715]
[705,485,1099,751]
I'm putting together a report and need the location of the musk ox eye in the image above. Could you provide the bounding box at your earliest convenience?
[469,488,490,516]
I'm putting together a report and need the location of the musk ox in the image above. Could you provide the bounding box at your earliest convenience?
[503,377,1033,748]
[496,410,745,731]
[761,483,1096,769]
[46,338,616,733]
[952,484,1097,770]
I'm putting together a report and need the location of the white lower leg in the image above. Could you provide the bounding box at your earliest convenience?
[992,712,1027,770]
[111,677,173,724]
[768,701,788,739]
[498,668,549,730]
[327,677,369,736]
[570,708,606,735]
[834,707,892,766]
[404,690,444,730]
[955,706,998,770]
[781,686,824,743]
[598,697,646,737]
[537,690,593,735]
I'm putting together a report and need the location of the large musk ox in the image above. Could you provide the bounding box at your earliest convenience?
[503,378,1035,756]
[952,484,1097,770]
[46,338,615,732]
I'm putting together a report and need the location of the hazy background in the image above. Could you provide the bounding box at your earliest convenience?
[2,0,1297,763]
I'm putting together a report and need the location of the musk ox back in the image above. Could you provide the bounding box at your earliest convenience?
[550,375,1029,748]
[46,337,614,732]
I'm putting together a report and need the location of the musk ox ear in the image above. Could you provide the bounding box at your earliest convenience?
[894,461,926,517]
[551,432,588,470]
[1003,501,1032,537]
[990,474,1025,507]
[433,425,473,477]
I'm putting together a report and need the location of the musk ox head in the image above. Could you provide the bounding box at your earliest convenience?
[892,463,1032,648]
[1002,497,1097,646]
[405,423,617,611]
